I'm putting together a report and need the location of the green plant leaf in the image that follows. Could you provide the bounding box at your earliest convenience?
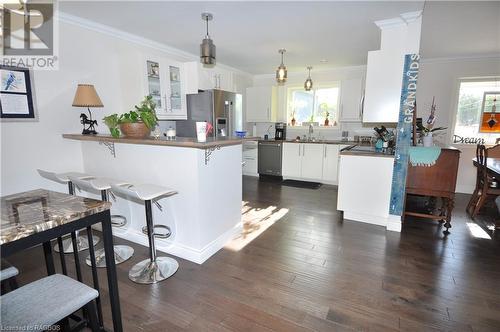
[110,127,120,138]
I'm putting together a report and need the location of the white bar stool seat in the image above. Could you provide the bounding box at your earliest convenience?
[111,183,178,284]
[37,169,100,253]
[69,176,134,268]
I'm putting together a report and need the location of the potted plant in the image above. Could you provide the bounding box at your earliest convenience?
[320,103,330,126]
[290,110,296,126]
[103,95,158,138]
[417,98,446,147]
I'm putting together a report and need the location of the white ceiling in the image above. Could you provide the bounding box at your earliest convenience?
[60,1,499,75]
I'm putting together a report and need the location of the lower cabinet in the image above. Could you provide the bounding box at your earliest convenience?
[300,144,324,180]
[282,143,348,184]
[242,141,258,176]
[282,143,302,178]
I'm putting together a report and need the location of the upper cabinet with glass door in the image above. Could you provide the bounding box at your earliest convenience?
[143,57,187,120]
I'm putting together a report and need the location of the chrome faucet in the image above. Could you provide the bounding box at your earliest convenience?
[308,123,314,140]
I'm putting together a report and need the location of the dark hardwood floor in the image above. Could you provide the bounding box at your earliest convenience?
[5,176,500,331]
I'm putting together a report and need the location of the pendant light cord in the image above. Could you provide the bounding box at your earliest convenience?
[205,17,210,38]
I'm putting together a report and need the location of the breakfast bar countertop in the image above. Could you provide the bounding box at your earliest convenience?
[63,134,260,149]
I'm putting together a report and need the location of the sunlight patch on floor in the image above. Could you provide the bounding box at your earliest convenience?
[466,222,491,240]
[225,201,289,252]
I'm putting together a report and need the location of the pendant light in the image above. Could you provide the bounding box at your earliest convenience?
[304,66,313,91]
[276,49,287,84]
[200,13,216,65]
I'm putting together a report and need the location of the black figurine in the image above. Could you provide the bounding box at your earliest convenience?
[80,113,98,135]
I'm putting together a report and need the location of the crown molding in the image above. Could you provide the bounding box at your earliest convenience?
[57,11,253,78]
[375,10,422,30]
[421,53,500,64]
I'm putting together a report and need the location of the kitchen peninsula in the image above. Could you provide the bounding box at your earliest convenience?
[63,134,247,264]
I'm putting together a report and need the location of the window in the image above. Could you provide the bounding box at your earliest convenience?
[287,84,339,126]
[453,79,500,144]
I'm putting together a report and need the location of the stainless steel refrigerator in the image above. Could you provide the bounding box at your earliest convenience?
[175,89,242,138]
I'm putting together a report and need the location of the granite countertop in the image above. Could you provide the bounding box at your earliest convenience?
[0,189,111,245]
[63,134,259,149]
[258,139,361,145]
[339,145,395,158]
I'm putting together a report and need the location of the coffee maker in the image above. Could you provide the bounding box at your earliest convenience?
[275,122,287,140]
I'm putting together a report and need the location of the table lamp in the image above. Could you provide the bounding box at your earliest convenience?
[72,84,103,135]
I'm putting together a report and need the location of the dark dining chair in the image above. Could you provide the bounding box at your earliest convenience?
[468,145,500,219]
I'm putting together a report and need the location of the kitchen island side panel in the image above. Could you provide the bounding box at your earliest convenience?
[80,141,242,263]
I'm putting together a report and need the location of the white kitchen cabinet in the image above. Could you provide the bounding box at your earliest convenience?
[300,143,324,180]
[246,86,278,122]
[337,154,396,230]
[321,144,350,184]
[282,143,302,178]
[143,57,187,120]
[362,50,405,123]
[339,78,363,122]
[322,144,340,183]
[242,141,258,176]
[185,62,234,93]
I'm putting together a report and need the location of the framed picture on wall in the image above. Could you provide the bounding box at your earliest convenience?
[0,65,37,121]
[479,91,500,133]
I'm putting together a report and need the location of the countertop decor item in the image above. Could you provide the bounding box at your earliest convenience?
[235,130,247,138]
[304,66,313,91]
[72,84,103,135]
[102,95,158,138]
[276,49,287,84]
[417,98,446,147]
[200,13,216,65]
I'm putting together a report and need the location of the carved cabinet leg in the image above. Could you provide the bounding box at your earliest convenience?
[443,196,454,235]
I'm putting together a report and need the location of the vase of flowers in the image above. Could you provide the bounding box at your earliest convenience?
[290,110,296,126]
[417,98,446,147]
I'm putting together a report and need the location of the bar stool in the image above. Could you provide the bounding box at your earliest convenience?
[1,274,100,332]
[37,170,100,253]
[69,176,134,267]
[110,183,178,284]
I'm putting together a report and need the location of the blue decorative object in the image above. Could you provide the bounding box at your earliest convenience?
[389,54,420,216]
[235,131,247,138]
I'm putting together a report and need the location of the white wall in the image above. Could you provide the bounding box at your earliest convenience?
[0,17,251,196]
[417,56,500,193]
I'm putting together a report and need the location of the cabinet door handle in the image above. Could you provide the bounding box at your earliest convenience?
[359,93,365,119]
[298,144,300,156]
[324,145,327,158]
[302,144,305,157]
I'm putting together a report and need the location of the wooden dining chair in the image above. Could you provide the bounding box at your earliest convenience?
[470,145,500,219]
[467,145,486,216]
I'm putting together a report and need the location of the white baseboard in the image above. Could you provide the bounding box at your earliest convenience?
[455,184,474,194]
[386,214,402,232]
[343,211,388,227]
[342,211,402,233]
[113,223,242,265]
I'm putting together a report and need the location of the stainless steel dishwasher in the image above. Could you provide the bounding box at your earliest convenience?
[258,141,283,176]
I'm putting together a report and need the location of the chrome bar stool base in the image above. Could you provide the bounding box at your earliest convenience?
[129,257,179,284]
[86,245,134,268]
[54,235,100,253]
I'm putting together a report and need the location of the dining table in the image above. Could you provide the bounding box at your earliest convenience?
[473,157,500,177]
[0,189,123,332]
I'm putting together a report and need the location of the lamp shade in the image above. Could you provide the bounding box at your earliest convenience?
[72,84,103,107]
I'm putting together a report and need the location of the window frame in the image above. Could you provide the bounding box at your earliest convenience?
[450,77,500,147]
[286,81,341,128]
